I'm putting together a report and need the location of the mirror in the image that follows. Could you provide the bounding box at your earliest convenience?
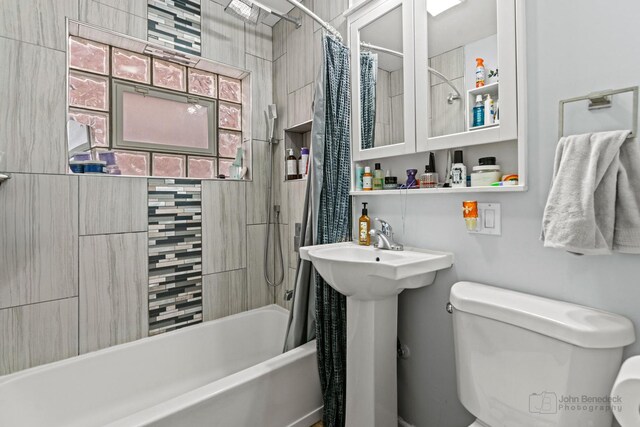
[358,5,404,150]
[427,0,498,138]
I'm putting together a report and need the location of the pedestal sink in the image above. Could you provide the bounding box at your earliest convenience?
[300,242,453,427]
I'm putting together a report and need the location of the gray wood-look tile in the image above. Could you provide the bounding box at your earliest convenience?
[430,77,465,137]
[79,176,147,235]
[272,140,288,225]
[246,54,273,141]
[272,19,289,61]
[376,69,391,125]
[273,56,288,141]
[203,268,247,321]
[201,0,245,68]
[245,22,273,61]
[247,224,275,309]
[313,0,349,32]
[202,180,247,274]
[0,174,78,310]
[79,232,148,354]
[94,0,147,18]
[287,179,307,269]
[429,47,464,85]
[276,267,296,311]
[286,4,314,94]
[0,38,67,174]
[0,297,78,376]
[247,140,269,225]
[391,94,405,143]
[0,0,78,51]
[79,0,147,39]
[287,84,314,128]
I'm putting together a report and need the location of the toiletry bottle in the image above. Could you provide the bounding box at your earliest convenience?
[363,166,373,191]
[475,58,485,88]
[355,164,365,191]
[286,148,298,180]
[358,202,371,246]
[450,150,467,188]
[473,95,485,127]
[373,163,384,190]
[420,152,438,188]
[484,94,495,126]
[298,147,309,179]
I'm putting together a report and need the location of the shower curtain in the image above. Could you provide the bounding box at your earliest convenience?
[283,33,351,427]
[360,51,377,149]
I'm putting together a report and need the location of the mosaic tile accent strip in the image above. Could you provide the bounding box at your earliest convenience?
[148,0,202,56]
[148,178,203,335]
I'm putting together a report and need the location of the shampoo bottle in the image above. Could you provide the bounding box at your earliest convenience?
[286,148,298,180]
[450,150,467,188]
[358,202,371,246]
[363,166,373,191]
[484,94,495,126]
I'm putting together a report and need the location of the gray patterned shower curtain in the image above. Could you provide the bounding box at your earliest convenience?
[283,33,351,427]
[360,51,377,149]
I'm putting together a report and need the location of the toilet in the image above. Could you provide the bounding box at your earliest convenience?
[449,281,636,427]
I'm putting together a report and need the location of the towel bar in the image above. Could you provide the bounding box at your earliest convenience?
[558,86,638,139]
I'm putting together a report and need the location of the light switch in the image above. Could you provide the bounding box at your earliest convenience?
[468,203,501,236]
[484,209,495,228]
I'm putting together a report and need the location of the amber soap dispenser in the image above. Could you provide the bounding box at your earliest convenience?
[358,202,371,245]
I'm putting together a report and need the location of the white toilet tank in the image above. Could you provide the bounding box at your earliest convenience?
[450,282,635,427]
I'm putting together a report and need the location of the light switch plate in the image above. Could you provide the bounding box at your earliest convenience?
[468,203,501,236]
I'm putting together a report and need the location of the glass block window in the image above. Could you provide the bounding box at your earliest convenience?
[69,36,109,75]
[152,153,186,177]
[188,68,217,98]
[153,58,186,92]
[69,71,109,111]
[218,76,242,103]
[68,109,109,147]
[67,35,246,179]
[112,48,151,84]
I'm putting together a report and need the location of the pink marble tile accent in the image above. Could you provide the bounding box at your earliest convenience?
[188,156,216,179]
[188,68,217,98]
[69,36,109,75]
[112,48,150,83]
[69,71,109,111]
[152,153,186,177]
[114,150,150,176]
[153,59,186,92]
[122,91,211,150]
[218,76,242,103]
[68,109,109,147]
[218,130,242,158]
[219,102,242,131]
[218,159,233,177]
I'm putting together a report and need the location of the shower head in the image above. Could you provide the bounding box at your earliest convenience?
[224,0,302,28]
[265,104,278,142]
[225,0,261,25]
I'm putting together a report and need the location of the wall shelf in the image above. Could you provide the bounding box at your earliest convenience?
[350,184,526,196]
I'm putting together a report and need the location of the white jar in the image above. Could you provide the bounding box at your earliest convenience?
[470,165,501,187]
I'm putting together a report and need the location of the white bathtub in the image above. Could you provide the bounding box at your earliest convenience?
[0,305,322,427]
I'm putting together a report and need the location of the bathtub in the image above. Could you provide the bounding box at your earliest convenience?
[0,305,322,427]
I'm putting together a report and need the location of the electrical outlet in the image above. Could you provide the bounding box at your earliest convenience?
[468,203,501,236]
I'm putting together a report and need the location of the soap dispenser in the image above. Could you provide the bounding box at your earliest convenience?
[358,202,371,246]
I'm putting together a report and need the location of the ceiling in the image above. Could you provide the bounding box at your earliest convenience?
[359,5,404,72]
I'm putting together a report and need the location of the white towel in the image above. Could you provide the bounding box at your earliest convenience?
[614,139,640,253]
[541,130,631,255]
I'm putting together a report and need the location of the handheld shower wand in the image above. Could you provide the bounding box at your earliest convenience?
[264,104,284,288]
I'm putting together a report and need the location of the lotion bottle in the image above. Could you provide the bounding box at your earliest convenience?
[363,166,373,191]
[358,202,371,246]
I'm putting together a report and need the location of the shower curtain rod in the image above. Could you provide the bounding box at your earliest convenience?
[285,0,343,41]
[360,41,462,103]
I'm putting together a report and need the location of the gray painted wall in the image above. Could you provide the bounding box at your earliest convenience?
[357,1,640,425]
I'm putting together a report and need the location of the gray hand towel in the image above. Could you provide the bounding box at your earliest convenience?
[614,138,640,253]
[541,130,631,255]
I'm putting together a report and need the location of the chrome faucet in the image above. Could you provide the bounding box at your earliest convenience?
[369,218,403,251]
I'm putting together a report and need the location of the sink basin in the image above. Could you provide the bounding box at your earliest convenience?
[301,241,453,426]
[300,242,453,301]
